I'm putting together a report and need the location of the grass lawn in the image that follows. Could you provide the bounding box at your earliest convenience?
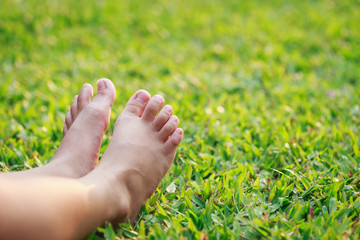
[1,0,360,239]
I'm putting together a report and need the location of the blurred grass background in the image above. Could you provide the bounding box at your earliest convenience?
[1,0,360,239]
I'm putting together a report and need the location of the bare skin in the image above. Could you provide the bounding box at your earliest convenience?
[6,78,115,178]
[86,89,183,221]
[0,81,183,239]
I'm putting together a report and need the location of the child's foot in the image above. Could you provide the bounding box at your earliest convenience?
[9,79,116,178]
[49,78,116,177]
[81,90,183,223]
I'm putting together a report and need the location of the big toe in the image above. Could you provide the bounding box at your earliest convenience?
[90,78,116,108]
[75,78,116,131]
[122,90,151,117]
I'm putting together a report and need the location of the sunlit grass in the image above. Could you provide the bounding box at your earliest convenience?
[1,0,359,239]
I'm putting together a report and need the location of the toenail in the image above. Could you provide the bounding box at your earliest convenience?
[171,115,179,123]
[97,79,107,90]
[83,83,92,90]
[176,128,183,135]
[153,95,164,102]
[163,105,172,113]
[135,91,150,103]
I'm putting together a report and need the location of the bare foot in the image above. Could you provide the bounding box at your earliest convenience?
[49,78,116,177]
[81,90,183,223]
[7,78,116,178]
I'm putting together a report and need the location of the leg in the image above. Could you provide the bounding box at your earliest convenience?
[0,175,128,240]
[0,90,183,239]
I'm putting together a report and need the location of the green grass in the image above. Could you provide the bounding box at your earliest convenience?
[1,0,360,239]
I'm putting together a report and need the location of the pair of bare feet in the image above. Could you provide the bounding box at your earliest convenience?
[14,78,183,227]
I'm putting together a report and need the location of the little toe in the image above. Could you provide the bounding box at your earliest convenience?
[122,90,151,117]
[142,95,164,122]
[62,124,68,136]
[153,105,173,131]
[69,95,78,121]
[65,110,73,131]
[77,83,93,113]
[164,128,183,153]
[159,115,179,141]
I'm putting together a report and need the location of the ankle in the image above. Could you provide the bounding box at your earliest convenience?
[80,170,131,224]
[98,164,149,222]
[47,158,89,178]
[121,168,148,212]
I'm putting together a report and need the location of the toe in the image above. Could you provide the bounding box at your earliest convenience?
[142,95,164,122]
[123,90,151,117]
[77,83,93,113]
[159,115,179,141]
[62,124,68,136]
[79,78,116,131]
[153,105,173,131]
[164,128,183,157]
[166,128,183,146]
[70,95,78,121]
[90,78,116,109]
[56,79,116,177]
[65,110,73,130]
